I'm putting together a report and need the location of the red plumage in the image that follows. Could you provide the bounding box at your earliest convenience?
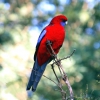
[37,15,68,66]
[26,14,68,92]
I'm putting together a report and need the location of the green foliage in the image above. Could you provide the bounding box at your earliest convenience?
[0,31,14,44]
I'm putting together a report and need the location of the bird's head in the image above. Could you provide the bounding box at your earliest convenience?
[50,14,68,27]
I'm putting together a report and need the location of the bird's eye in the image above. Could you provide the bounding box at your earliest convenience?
[62,20,66,22]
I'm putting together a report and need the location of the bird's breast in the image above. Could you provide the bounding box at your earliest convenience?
[37,25,65,66]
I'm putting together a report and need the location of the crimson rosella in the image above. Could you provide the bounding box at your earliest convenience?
[26,14,68,92]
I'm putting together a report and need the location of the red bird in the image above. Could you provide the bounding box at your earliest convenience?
[26,14,68,92]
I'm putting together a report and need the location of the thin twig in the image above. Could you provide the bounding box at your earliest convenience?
[51,64,60,82]
[45,40,75,100]
[59,49,76,61]
[42,74,58,86]
[43,71,66,100]
[52,49,76,65]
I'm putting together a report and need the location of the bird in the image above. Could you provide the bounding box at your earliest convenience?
[26,14,68,92]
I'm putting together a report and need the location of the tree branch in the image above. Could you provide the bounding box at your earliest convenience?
[46,40,75,100]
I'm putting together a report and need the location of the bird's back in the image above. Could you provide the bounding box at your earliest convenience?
[37,24,65,66]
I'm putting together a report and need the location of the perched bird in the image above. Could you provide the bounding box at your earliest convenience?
[26,14,68,92]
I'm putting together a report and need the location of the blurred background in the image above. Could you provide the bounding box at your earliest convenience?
[0,0,100,100]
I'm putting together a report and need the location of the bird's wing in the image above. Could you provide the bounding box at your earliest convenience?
[34,29,46,61]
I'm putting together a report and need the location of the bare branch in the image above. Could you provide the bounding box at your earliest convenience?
[46,40,75,100]
[42,74,58,86]
[59,49,76,61]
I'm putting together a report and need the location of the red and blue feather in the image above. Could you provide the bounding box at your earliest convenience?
[26,14,68,92]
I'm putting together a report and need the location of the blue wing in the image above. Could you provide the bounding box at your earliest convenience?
[37,29,46,46]
[34,29,46,61]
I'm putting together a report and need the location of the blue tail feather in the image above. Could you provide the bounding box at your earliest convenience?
[26,58,51,92]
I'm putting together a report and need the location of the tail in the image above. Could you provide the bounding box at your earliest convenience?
[26,58,51,92]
